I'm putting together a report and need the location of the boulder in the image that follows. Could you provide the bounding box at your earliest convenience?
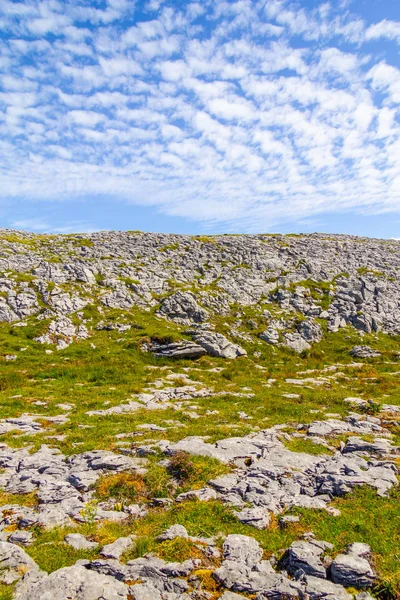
[222,534,263,567]
[349,346,381,358]
[0,541,39,584]
[65,533,98,551]
[149,340,206,359]
[158,291,208,324]
[330,544,374,588]
[283,539,329,579]
[100,537,135,560]
[305,574,352,599]
[193,331,247,359]
[14,565,129,599]
[156,524,188,541]
[284,332,311,353]
[297,318,323,343]
[235,507,271,530]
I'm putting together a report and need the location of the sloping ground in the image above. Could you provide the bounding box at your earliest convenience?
[0,229,399,599]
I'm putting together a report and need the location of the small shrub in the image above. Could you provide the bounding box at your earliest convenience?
[95,473,146,502]
[168,451,195,482]
[156,537,204,563]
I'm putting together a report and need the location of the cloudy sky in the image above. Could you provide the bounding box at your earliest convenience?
[1,0,400,235]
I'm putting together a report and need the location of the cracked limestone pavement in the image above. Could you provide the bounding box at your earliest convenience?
[0,229,399,599]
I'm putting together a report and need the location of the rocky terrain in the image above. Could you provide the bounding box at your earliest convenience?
[0,229,399,600]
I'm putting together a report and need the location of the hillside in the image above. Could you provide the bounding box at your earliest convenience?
[0,229,399,600]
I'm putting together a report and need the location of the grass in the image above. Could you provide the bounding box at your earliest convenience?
[93,454,231,506]
[283,437,332,455]
[0,585,14,600]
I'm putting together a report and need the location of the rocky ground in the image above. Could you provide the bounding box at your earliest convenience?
[0,229,399,599]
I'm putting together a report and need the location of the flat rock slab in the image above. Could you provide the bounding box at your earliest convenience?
[14,565,129,600]
[65,534,98,551]
[101,537,135,560]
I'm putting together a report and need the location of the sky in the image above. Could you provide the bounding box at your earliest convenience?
[1,0,400,236]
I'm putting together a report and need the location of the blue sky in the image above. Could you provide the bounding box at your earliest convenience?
[1,0,400,236]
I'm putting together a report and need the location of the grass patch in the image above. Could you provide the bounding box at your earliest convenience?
[283,437,332,455]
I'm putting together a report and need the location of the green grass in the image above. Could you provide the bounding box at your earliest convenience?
[283,437,332,455]
[0,584,14,600]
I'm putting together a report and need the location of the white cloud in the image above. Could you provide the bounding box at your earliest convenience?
[1,0,400,233]
[99,56,144,77]
[159,60,190,81]
[368,62,400,104]
[207,97,255,121]
[365,19,400,42]
[28,14,70,35]
[68,110,105,127]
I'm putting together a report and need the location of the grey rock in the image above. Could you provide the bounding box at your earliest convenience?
[330,544,375,589]
[343,436,397,455]
[284,332,311,353]
[65,533,98,551]
[260,328,280,345]
[101,536,135,560]
[235,507,271,530]
[298,318,323,343]
[0,541,39,584]
[7,531,34,546]
[129,582,163,599]
[279,515,300,528]
[222,534,263,567]
[305,575,352,599]
[283,539,327,579]
[349,346,381,358]
[149,340,207,359]
[192,331,247,359]
[254,573,304,598]
[158,291,208,324]
[156,524,188,541]
[176,487,217,502]
[14,565,129,599]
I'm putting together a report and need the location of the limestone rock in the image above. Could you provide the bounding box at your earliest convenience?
[330,544,375,588]
[14,565,129,599]
[305,574,352,599]
[101,537,135,560]
[192,331,247,359]
[0,541,39,584]
[349,346,381,358]
[149,340,207,359]
[222,534,263,567]
[284,332,311,353]
[235,507,271,530]
[156,524,188,541]
[158,291,208,324]
[65,533,98,551]
[282,539,329,579]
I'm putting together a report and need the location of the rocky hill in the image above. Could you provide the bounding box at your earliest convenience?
[0,229,399,600]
